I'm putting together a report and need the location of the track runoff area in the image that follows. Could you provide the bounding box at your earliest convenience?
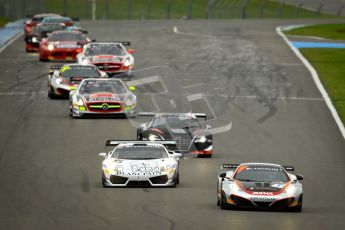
[0,19,344,229]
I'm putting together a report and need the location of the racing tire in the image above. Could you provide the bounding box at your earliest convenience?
[175,171,180,185]
[217,199,220,206]
[220,191,229,210]
[198,154,212,158]
[102,172,107,187]
[48,86,57,99]
[290,195,303,212]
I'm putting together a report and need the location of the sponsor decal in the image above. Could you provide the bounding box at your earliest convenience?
[171,129,186,134]
[252,192,274,196]
[251,196,276,202]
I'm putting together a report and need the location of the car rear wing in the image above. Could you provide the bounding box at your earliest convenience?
[283,166,295,172]
[138,112,207,120]
[119,41,131,46]
[105,140,176,150]
[221,163,240,170]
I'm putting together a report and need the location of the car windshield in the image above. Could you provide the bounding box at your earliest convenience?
[35,24,65,33]
[60,66,100,78]
[79,80,126,94]
[234,165,289,183]
[113,145,168,159]
[48,33,86,42]
[43,17,71,23]
[85,44,126,56]
[151,116,201,129]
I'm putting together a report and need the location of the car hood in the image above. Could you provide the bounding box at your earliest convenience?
[237,181,288,194]
[104,158,177,175]
[49,41,83,48]
[150,127,204,140]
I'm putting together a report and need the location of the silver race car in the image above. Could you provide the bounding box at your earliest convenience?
[99,141,182,187]
[77,42,135,78]
[69,78,137,118]
[217,163,303,211]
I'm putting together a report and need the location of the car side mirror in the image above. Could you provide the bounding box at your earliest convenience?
[98,152,107,158]
[296,174,303,180]
[219,172,227,178]
[92,39,96,42]
[173,152,182,158]
[129,86,135,91]
[205,124,211,131]
[127,49,135,54]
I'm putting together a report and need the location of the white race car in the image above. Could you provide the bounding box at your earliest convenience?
[77,42,135,78]
[99,141,182,187]
[217,163,303,211]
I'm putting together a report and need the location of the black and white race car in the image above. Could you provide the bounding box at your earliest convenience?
[217,163,303,211]
[137,113,213,157]
[99,140,182,187]
[48,64,107,98]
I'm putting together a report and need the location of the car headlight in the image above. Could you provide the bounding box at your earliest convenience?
[55,77,67,85]
[230,183,241,192]
[81,59,89,65]
[148,134,161,141]
[285,184,296,194]
[32,37,37,43]
[124,59,131,67]
[48,44,54,51]
[195,136,207,143]
[77,99,84,106]
[125,96,136,106]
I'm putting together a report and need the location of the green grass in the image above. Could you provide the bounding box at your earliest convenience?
[42,0,335,20]
[285,24,345,40]
[0,18,8,27]
[300,49,345,123]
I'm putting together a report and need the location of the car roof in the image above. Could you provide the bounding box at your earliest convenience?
[155,113,197,119]
[51,30,82,35]
[81,78,124,83]
[238,162,283,168]
[117,143,165,148]
[43,16,71,20]
[33,13,60,18]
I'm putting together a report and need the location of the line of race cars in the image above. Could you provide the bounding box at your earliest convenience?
[23,13,304,212]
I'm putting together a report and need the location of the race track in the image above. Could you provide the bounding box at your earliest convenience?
[0,19,344,230]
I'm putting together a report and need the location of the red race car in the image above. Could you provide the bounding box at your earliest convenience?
[25,23,66,52]
[24,13,61,38]
[39,30,93,62]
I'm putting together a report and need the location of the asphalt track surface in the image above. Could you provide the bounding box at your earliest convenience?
[0,19,345,230]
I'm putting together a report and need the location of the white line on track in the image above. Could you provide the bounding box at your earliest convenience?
[0,31,23,54]
[287,35,328,41]
[277,26,345,139]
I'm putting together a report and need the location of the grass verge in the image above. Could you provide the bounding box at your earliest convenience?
[284,24,345,40]
[0,18,8,27]
[300,49,345,123]
[42,0,335,20]
[285,24,345,124]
